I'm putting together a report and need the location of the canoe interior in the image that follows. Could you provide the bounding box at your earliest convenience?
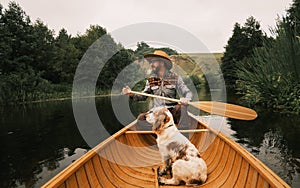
[42,114,290,188]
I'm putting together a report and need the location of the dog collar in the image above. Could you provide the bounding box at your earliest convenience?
[165,124,174,129]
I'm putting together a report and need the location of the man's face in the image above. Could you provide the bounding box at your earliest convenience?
[149,58,164,74]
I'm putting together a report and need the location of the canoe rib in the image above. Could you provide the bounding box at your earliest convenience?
[42,115,290,188]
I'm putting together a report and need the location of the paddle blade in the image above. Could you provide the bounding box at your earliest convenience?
[189,101,258,120]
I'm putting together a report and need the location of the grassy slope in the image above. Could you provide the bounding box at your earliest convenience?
[171,53,223,78]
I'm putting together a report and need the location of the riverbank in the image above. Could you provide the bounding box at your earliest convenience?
[20,93,122,104]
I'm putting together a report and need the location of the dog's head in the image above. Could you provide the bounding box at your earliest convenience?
[145,107,174,132]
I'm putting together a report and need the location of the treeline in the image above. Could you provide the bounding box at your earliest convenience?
[0,2,178,105]
[0,2,124,104]
[221,0,300,114]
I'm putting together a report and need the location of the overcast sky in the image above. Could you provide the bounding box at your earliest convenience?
[2,0,293,52]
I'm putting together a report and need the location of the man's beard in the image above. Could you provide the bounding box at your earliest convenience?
[151,65,160,75]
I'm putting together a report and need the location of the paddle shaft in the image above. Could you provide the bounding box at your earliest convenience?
[129,90,257,120]
[130,90,180,103]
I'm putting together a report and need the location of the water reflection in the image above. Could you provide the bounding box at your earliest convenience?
[0,101,89,187]
[0,96,150,188]
[229,111,300,187]
[0,96,300,187]
[35,148,88,187]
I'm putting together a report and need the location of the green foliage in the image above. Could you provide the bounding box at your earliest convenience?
[0,2,135,105]
[0,2,65,105]
[132,79,147,91]
[134,41,154,60]
[51,28,80,83]
[134,41,178,60]
[286,0,300,35]
[0,69,74,105]
[216,0,300,114]
[98,48,135,91]
[183,74,203,89]
[72,24,107,57]
[236,20,300,114]
[156,47,178,56]
[221,16,268,87]
[0,1,33,73]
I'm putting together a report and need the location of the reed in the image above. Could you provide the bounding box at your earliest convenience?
[0,80,72,105]
[236,23,300,114]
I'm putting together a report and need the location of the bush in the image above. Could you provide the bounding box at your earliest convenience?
[0,72,72,105]
[236,22,300,114]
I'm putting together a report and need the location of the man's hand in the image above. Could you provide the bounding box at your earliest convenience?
[179,98,189,105]
[122,86,132,95]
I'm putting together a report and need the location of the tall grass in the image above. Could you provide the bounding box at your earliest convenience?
[0,75,72,105]
[236,23,300,114]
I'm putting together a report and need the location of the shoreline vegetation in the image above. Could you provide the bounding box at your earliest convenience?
[24,93,121,104]
[1,1,300,114]
[220,0,300,114]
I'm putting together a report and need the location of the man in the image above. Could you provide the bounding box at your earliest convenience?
[122,50,192,126]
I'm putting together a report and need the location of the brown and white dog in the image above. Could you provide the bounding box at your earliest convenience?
[145,107,207,185]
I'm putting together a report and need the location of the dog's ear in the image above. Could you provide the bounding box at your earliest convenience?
[152,107,171,131]
[153,115,164,131]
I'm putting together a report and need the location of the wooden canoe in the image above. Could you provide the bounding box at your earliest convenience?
[42,113,290,188]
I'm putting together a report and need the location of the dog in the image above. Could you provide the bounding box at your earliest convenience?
[145,107,207,185]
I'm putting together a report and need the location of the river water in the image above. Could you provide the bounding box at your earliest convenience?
[0,94,299,187]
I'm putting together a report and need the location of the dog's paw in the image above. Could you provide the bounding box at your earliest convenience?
[158,168,167,176]
[158,177,166,184]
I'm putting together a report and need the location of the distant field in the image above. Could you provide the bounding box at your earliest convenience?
[186,53,223,64]
[171,53,223,77]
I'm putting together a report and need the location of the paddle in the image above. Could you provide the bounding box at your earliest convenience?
[130,90,257,120]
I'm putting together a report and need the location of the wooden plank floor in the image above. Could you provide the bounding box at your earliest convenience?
[42,117,290,188]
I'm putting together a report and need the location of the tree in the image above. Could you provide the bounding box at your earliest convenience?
[31,20,55,78]
[0,2,55,77]
[98,49,135,92]
[0,2,53,104]
[73,25,107,58]
[134,41,154,60]
[156,47,178,56]
[0,3,8,75]
[0,1,33,73]
[51,28,80,83]
[134,41,178,60]
[286,0,300,35]
[221,16,267,87]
